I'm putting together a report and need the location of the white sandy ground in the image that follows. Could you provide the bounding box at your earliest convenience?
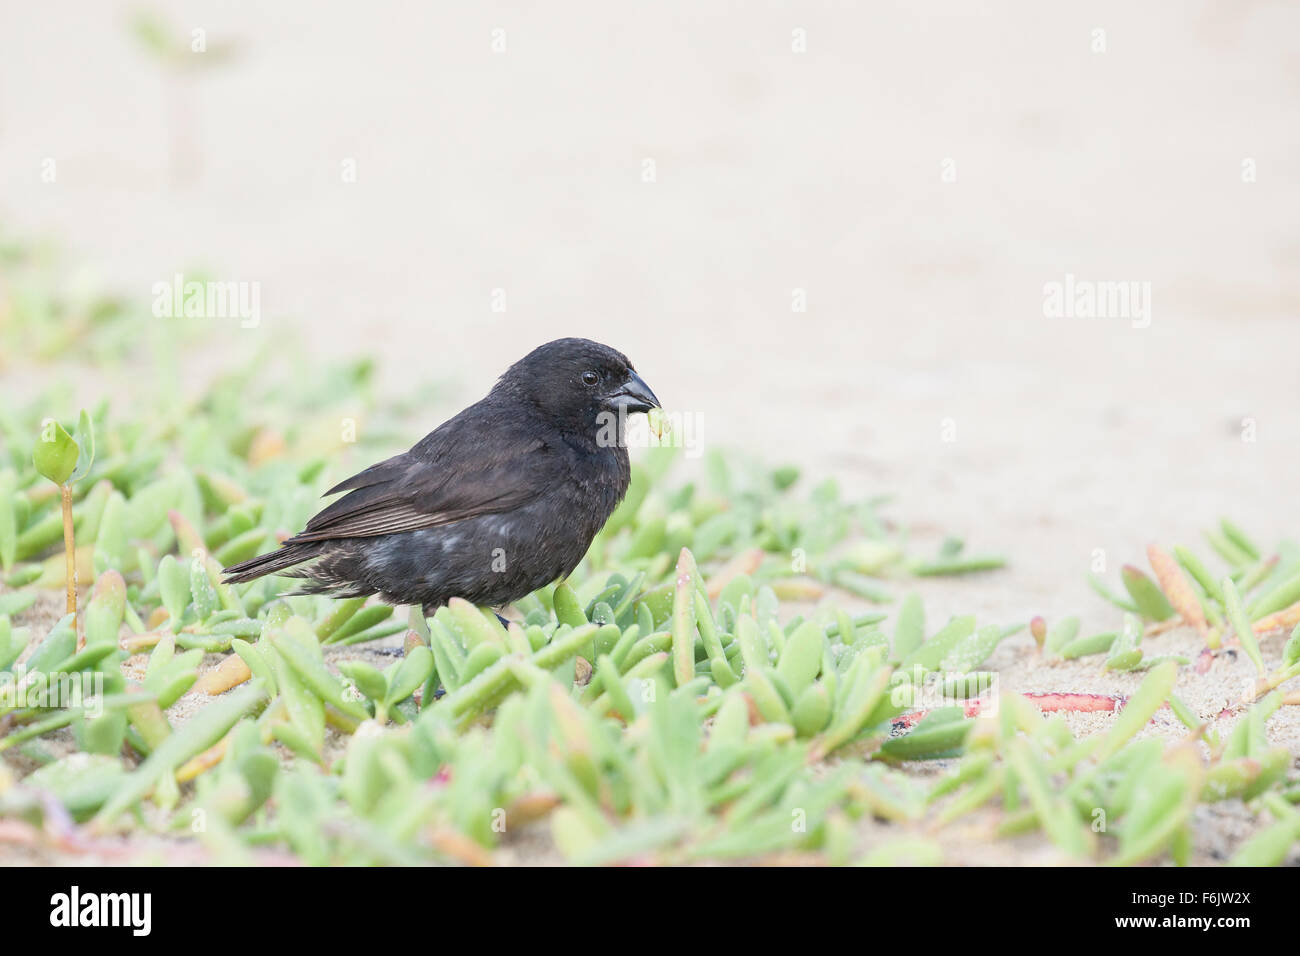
[1,1,1299,863]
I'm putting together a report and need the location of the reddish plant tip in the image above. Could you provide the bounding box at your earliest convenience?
[894,691,1125,731]
[1030,616,1047,648]
[1023,691,1123,713]
[892,700,985,730]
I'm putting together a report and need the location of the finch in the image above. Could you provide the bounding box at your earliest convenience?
[223,338,660,615]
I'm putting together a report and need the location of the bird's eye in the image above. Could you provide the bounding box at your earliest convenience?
[581,371,599,387]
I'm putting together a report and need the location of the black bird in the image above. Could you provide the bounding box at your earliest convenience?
[223,338,660,615]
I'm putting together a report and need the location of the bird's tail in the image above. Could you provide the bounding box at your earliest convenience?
[222,541,322,584]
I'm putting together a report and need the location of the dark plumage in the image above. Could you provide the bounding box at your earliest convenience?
[223,338,660,614]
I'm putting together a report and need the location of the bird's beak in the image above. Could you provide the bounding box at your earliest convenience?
[610,370,660,414]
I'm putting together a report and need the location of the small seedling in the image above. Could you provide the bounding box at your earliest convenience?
[31,410,94,619]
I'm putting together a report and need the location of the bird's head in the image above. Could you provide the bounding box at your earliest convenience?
[497,337,660,435]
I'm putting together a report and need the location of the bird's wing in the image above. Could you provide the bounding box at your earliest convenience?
[288,426,555,543]
[321,452,407,496]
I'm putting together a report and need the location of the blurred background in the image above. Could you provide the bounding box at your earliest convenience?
[2,0,1298,624]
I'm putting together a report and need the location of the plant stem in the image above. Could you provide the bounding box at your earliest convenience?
[60,482,77,620]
